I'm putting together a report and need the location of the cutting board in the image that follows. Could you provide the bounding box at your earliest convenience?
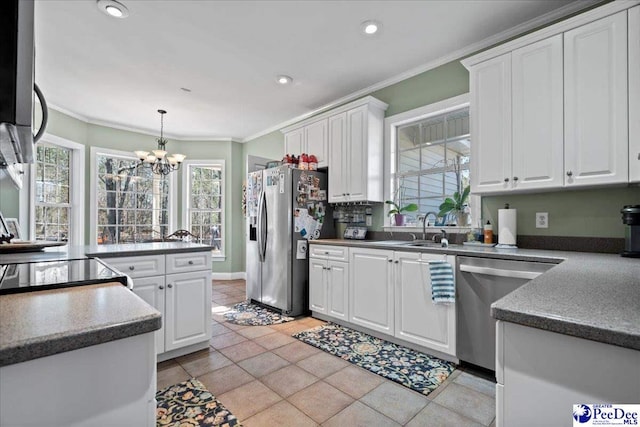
[0,241,66,253]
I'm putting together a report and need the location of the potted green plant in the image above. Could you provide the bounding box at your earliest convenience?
[438,185,471,226]
[385,200,418,226]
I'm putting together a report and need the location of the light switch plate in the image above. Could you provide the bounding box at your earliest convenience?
[536,212,549,229]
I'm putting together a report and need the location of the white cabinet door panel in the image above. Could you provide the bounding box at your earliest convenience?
[284,128,304,156]
[327,260,348,321]
[470,53,512,193]
[630,6,640,183]
[512,35,564,190]
[305,119,328,168]
[328,113,347,203]
[165,271,211,351]
[349,249,394,334]
[132,275,166,354]
[346,106,367,201]
[309,259,327,314]
[564,11,628,186]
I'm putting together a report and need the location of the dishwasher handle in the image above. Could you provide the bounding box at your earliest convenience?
[459,264,543,280]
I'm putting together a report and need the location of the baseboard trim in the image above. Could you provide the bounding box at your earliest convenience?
[211,271,246,280]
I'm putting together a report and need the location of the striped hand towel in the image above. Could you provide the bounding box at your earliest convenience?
[429,261,455,304]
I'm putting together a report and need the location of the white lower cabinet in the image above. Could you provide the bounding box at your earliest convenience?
[349,248,394,335]
[394,252,456,357]
[106,251,212,358]
[309,246,349,321]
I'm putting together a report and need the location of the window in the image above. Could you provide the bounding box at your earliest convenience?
[183,161,224,258]
[92,148,172,244]
[34,144,72,241]
[385,94,478,226]
[29,135,84,245]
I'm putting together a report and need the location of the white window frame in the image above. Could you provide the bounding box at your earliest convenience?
[383,93,480,231]
[24,133,85,246]
[89,146,177,245]
[182,159,226,260]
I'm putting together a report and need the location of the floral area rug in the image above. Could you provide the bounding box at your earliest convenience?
[156,379,241,426]
[293,322,456,396]
[223,300,294,326]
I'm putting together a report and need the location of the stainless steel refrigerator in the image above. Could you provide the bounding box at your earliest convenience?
[246,165,334,316]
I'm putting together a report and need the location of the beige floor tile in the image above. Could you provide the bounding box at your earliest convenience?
[210,322,233,337]
[277,321,318,335]
[288,381,354,424]
[272,341,321,363]
[243,400,317,427]
[218,340,267,363]
[426,368,460,400]
[213,296,244,306]
[260,365,319,398]
[218,380,282,421]
[209,331,247,349]
[454,371,497,398]
[322,401,400,427]
[296,352,350,378]
[238,352,290,377]
[300,317,326,327]
[433,382,496,425]
[405,402,484,427]
[157,359,178,371]
[359,381,429,425]
[253,332,297,350]
[324,365,385,399]
[269,321,299,332]
[237,325,277,339]
[222,321,249,331]
[176,348,233,377]
[197,364,255,396]
[157,364,191,391]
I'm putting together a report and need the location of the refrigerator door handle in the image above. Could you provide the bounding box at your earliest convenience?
[258,190,267,262]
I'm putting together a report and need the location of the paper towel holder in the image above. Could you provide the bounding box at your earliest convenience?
[496,203,518,249]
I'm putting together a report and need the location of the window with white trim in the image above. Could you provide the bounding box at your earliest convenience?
[33,143,72,242]
[94,151,171,244]
[183,161,224,257]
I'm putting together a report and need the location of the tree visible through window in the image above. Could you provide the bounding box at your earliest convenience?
[186,163,223,256]
[34,144,71,241]
[95,153,169,244]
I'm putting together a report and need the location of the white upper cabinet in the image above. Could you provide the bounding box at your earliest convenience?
[328,112,348,202]
[470,53,512,194]
[564,11,628,187]
[283,119,328,167]
[629,6,640,183]
[512,34,564,190]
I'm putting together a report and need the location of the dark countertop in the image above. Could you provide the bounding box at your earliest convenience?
[310,239,640,351]
[0,282,161,367]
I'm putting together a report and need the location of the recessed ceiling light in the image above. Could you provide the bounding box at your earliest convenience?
[361,20,381,35]
[277,75,293,85]
[97,0,129,19]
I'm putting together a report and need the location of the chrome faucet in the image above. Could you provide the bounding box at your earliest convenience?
[432,229,449,248]
[422,212,438,240]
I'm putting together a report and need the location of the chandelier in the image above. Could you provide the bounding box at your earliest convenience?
[134,109,186,175]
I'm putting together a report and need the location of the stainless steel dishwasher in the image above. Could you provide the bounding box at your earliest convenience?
[456,256,555,371]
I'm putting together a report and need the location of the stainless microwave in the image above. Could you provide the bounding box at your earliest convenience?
[0,0,47,167]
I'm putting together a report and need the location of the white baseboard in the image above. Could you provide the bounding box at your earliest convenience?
[211,271,246,281]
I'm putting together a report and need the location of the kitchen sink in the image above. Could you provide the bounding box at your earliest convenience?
[404,240,444,247]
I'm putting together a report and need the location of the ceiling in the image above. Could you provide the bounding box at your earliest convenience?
[35,0,586,142]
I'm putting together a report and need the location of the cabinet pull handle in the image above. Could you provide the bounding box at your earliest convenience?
[504,178,509,183]
[188,260,194,265]
[167,284,173,288]
[159,285,164,290]
[566,171,573,177]
[513,176,518,181]
[129,266,135,270]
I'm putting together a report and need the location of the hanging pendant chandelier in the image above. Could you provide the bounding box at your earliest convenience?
[134,109,185,175]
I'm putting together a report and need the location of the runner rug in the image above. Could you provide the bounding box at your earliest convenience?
[156,379,241,426]
[293,322,456,396]
[223,300,294,326]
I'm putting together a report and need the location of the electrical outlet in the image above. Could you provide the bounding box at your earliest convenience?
[536,212,549,229]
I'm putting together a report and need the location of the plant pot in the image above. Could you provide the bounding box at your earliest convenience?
[456,211,470,227]
[394,214,406,226]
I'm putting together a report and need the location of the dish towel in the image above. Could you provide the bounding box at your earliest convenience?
[429,261,455,304]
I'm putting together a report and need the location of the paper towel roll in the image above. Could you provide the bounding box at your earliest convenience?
[498,208,517,246]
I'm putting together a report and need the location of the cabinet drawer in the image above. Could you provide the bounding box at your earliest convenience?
[166,251,212,274]
[102,255,165,278]
[309,245,348,261]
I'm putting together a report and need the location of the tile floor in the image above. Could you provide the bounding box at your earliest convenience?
[157,279,497,426]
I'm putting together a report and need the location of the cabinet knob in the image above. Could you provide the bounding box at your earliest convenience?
[394,260,399,264]
[188,260,194,265]
[167,284,173,288]
[504,178,509,183]
[388,259,393,263]
[159,285,164,290]
[342,193,346,196]
[324,251,329,255]
[566,171,573,177]
[513,176,519,181]
[129,266,135,271]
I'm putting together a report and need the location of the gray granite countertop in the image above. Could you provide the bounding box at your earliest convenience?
[0,282,161,367]
[311,239,640,350]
